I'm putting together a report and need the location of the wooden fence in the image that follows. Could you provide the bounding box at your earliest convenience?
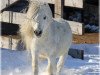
[0,36,25,50]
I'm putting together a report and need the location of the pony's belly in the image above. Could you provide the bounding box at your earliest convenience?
[36,38,69,56]
[38,42,67,58]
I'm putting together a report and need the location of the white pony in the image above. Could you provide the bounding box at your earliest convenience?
[20,1,72,75]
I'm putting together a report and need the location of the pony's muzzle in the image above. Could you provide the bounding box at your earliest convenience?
[34,30,42,37]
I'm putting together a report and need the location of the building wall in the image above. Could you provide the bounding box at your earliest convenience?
[84,3,99,25]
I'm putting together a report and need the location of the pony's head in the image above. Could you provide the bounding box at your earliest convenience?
[26,1,53,37]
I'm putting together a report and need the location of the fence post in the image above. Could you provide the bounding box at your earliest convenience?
[9,35,12,50]
[55,0,64,18]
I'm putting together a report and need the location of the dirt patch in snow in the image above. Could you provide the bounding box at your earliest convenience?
[73,33,99,44]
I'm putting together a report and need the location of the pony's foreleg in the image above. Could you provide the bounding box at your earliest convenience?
[31,50,38,75]
[57,55,65,75]
[46,56,57,75]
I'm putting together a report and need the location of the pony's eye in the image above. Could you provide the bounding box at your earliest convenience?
[43,16,46,20]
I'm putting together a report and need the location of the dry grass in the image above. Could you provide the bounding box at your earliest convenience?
[73,33,99,44]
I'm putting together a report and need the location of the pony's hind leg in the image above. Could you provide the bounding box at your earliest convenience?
[57,55,65,75]
[46,56,57,75]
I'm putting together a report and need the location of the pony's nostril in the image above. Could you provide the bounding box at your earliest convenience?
[34,30,42,37]
[39,30,42,34]
[34,30,37,34]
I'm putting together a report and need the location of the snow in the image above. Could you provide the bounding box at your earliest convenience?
[1,44,100,75]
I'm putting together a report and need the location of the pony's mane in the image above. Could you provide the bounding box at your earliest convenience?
[26,1,40,19]
[20,19,34,50]
[20,1,41,50]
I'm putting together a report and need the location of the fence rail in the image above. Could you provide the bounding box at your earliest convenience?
[1,36,25,50]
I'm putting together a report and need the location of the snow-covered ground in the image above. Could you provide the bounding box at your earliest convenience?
[1,44,100,75]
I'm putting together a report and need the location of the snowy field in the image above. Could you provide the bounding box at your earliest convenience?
[1,44,100,75]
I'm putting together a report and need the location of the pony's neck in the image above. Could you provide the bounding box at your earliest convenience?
[42,20,54,37]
